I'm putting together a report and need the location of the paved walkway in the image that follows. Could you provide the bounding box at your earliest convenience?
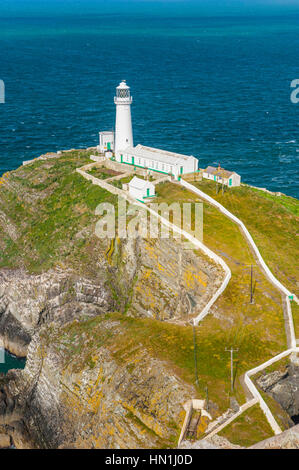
[77,162,298,439]
[180,179,298,437]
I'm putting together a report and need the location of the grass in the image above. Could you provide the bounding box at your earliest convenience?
[218,404,274,447]
[0,150,117,274]
[44,312,286,418]
[189,179,299,296]
[153,181,288,410]
[292,301,299,339]
[87,166,121,179]
[110,173,146,188]
[1,151,297,447]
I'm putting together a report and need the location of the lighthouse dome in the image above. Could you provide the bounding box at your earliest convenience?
[117,80,129,89]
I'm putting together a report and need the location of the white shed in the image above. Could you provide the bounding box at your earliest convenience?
[99,131,114,153]
[203,166,241,187]
[128,176,155,201]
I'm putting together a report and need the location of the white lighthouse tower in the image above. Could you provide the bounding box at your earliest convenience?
[114,80,133,157]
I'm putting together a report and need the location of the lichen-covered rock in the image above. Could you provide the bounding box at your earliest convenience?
[3,319,195,449]
[0,433,11,448]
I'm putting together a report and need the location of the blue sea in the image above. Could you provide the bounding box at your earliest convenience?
[0,349,26,375]
[0,12,299,197]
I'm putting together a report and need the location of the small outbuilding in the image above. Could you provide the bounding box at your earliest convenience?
[203,165,241,187]
[128,176,155,202]
[99,131,114,153]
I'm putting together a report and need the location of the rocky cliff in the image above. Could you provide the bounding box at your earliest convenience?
[0,150,223,448]
[0,149,298,449]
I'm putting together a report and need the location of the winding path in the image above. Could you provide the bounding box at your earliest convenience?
[77,162,299,439]
[180,179,299,438]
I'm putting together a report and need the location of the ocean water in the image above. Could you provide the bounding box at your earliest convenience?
[0,349,26,375]
[0,13,299,197]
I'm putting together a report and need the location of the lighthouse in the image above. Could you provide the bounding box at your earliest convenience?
[114,80,133,157]
[98,81,198,179]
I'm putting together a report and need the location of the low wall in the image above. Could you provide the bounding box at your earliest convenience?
[180,179,297,347]
[76,168,126,198]
[205,398,258,439]
[177,399,211,447]
[177,401,193,447]
[77,165,230,325]
[244,347,299,435]
[77,163,298,442]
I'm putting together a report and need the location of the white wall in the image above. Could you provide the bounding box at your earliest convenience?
[231,173,241,187]
[129,182,155,200]
[120,151,197,179]
[203,172,241,187]
[115,104,133,155]
[99,132,114,153]
[129,186,145,200]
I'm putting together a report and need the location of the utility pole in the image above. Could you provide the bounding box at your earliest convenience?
[193,323,199,387]
[225,347,239,393]
[243,264,257,304]
[205,385,209,411]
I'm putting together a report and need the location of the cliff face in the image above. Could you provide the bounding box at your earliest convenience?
[6,320,195,449]
[0,234,220,448]
[0,151,223,448]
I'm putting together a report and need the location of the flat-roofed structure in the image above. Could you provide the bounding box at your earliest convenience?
[117,144,198,179]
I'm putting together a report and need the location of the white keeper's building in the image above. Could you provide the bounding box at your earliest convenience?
[203,165,241,187]
[128,176,155,202]
[99,80,199,179]
[119,144,198,179]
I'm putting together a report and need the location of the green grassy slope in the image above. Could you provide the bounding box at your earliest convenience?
[0,153,297,447]
[190,180,299,296]
[0,150,117,274]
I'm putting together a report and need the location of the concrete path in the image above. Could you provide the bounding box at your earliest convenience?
[179,179,298,437]
[77,162,298,439]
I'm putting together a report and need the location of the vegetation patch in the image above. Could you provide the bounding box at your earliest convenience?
[87,166,122,179]
[218,404,274,447]
[0,150,117,274]
[190,179,299,296]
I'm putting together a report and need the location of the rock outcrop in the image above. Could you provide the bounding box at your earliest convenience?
[256,364,299,425]
[0,318,196,448]
[0,231,222,448]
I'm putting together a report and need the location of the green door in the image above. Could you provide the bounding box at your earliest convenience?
[180,166,183,175]
[121,154,123,163]
[229,178,232,186]
[214,175,216,181]
[107,142,111,151]
[132,156,135,165]
[146,188,150,197]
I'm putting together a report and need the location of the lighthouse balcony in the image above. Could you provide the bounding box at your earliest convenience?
[114,96,133,105]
